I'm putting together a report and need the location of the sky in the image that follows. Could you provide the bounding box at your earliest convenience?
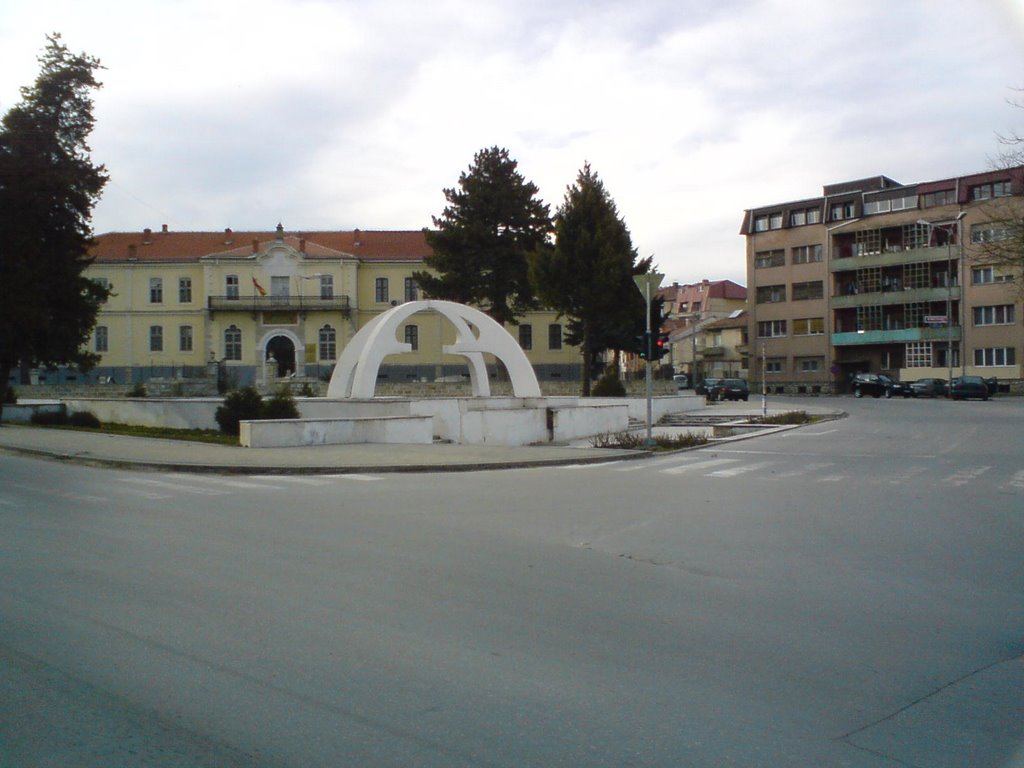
[2,1,1024,287]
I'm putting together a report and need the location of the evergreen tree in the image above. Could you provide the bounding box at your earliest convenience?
[413,147,551,326]
[530,163,653,396]
[0,35,109,419]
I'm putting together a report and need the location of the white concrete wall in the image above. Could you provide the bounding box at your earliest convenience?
[0,402,63,423]
[240,416,433,448]
[458,407,549,446]
[63,398,220,430]
[551,403,629,442]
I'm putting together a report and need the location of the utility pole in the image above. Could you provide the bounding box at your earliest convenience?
[633,272,664,447]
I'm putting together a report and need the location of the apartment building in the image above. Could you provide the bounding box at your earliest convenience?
[742,167,1023,393]
[24,225,582,388]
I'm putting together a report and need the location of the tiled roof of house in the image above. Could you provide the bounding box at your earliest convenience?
[90,227,432,264]
[658,279,747,303]
[703,311,747,330]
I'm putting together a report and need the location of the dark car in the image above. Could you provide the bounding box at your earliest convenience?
[695,377,721,396]
[949,375,989,401]
[909,378,948,398]
[851,373,910,398]
[708,378,749,402]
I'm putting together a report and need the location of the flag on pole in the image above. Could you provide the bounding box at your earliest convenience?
[252,276,267,296]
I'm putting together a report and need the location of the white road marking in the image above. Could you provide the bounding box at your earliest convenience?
[662,458,739,475]
[706,461,775,478]
[772,462,835,479]
[119,477,227,496]
[942,466,992,487]
[1005,470,1024,491]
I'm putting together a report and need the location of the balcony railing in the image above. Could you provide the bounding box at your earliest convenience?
[208,294,351,313]
[832,326,961,346]
[697,346,726,358]
[831,285,960,309]
[830,245,959,272]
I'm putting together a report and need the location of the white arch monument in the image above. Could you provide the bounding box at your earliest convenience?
[326,300,542,399]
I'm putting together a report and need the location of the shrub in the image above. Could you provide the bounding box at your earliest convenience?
[68,410,102,429]
[299,382,315,397]
[127,382,147,397]
[262,386,300,420]
[3,385,15,404]
[215,387,264,435]
[752,410,814,425]
[592,369,626,397]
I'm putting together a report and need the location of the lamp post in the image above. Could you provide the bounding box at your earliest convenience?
[633,272,664,447]
[918,213,965,388]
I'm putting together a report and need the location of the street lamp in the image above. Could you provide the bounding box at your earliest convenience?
[917,213,965,388]
[633,271,664,447]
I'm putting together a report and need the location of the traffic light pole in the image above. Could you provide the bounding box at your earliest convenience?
[633,272,664,449]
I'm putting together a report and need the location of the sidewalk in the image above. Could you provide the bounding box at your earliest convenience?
[0,400,843,474]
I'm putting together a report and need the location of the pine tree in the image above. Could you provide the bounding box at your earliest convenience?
[0,35,109,419]
[413,147,551,326]
[530,163,653,395]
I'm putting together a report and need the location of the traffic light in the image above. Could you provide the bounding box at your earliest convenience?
[651,333,670,360]
[635,331,650,359]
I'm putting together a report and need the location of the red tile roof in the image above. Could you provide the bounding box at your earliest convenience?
[90,228,433,264]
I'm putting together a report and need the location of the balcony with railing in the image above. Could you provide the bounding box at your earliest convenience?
[208,294,351,314]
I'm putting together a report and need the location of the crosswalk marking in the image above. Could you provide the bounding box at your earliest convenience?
[942,466,992,487]
[662,458,738,475]
[888,466,929,485]
[119,477,228,496]
[816,475,847,482]
[772,462,834,479]
[706,461,775,478]
[1008,470,1024,491]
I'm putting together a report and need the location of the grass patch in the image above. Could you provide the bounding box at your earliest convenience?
[29,421,239,445]
[749,410,817,425]
[590,430,709,450]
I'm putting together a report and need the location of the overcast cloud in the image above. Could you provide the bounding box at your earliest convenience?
[2,0,1023,285]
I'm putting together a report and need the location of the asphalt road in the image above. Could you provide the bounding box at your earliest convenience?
[1,397,1022,767]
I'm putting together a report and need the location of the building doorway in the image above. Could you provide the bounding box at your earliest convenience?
[266,335,295,378]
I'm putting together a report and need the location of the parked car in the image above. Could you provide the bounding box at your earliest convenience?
[695,377,721,396]
[673,373,691,390]
[984,376,999,395]
[908,378,948,398]
[708,378,750,402]
[851,373,910,398]
[949,375,989,401]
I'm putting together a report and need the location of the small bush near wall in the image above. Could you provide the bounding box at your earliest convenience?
[68,411,102,428]
[263,386,299,420]
[215,387,264,436]
[3,386,15,404]
[592,369,626,397]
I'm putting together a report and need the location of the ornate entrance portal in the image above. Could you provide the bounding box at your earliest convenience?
[265,335,296,378]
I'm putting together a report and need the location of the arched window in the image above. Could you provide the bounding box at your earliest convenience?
[319,325,337,361]
[224,325,242,360]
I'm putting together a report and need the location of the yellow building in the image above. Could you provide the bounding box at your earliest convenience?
[72,224,580,389]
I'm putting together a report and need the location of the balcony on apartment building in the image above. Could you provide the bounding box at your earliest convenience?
[832,324,961,347]
[208,294,352,314]
[831,282,960,309]
[830,225,960,273]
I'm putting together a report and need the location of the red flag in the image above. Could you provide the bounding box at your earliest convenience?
[252,277,267,296]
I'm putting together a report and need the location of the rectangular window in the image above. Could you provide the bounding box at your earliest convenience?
[149,325,163,352]
[807,208,821,224]
[922,189,956,208]
[905,341,934,368]
[753,215,768,232]
[375,277,389,303]
[970,180,1011,201]
[974,347,1016,366]
[791,281,823,301]
[270,276,289,298]
[769,212,783,230]
[404,324,419,351]
[789,210,806,227]
[95,326,108,353]
[797,357,823,372]
[548,324,563,350]
[830,201,855,221]
[755,285,786,304]
[320,275,334,299]
[757,320,787,338]
[791,244,822,264]
[519,324,533,350]
[765,358,784,373]
[226,275,239,299]
[178,277,192,304]
[754,250,785,268]
[93,277,111,303]
[972,267,1014,285]
[149,277,163,303]
[404,277,418,303]
[973,305,1016,325]
[179,325,193,352]
[792,317,824,335]
[971,223,1011,244]
[224,325,242,361]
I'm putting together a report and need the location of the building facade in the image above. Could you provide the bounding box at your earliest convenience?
[660,279,747,382]
[26,225,582,389]
[742,167,1024,393]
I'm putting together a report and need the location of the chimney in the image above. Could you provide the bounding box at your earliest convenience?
[275,223,284,242]
[161,224,168,234]
[353,228,361,246]
[299,238,306,253]
[224,228,233,245]
[128,244,137,259]
[252,239,259,254]
[142,228,152,244]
